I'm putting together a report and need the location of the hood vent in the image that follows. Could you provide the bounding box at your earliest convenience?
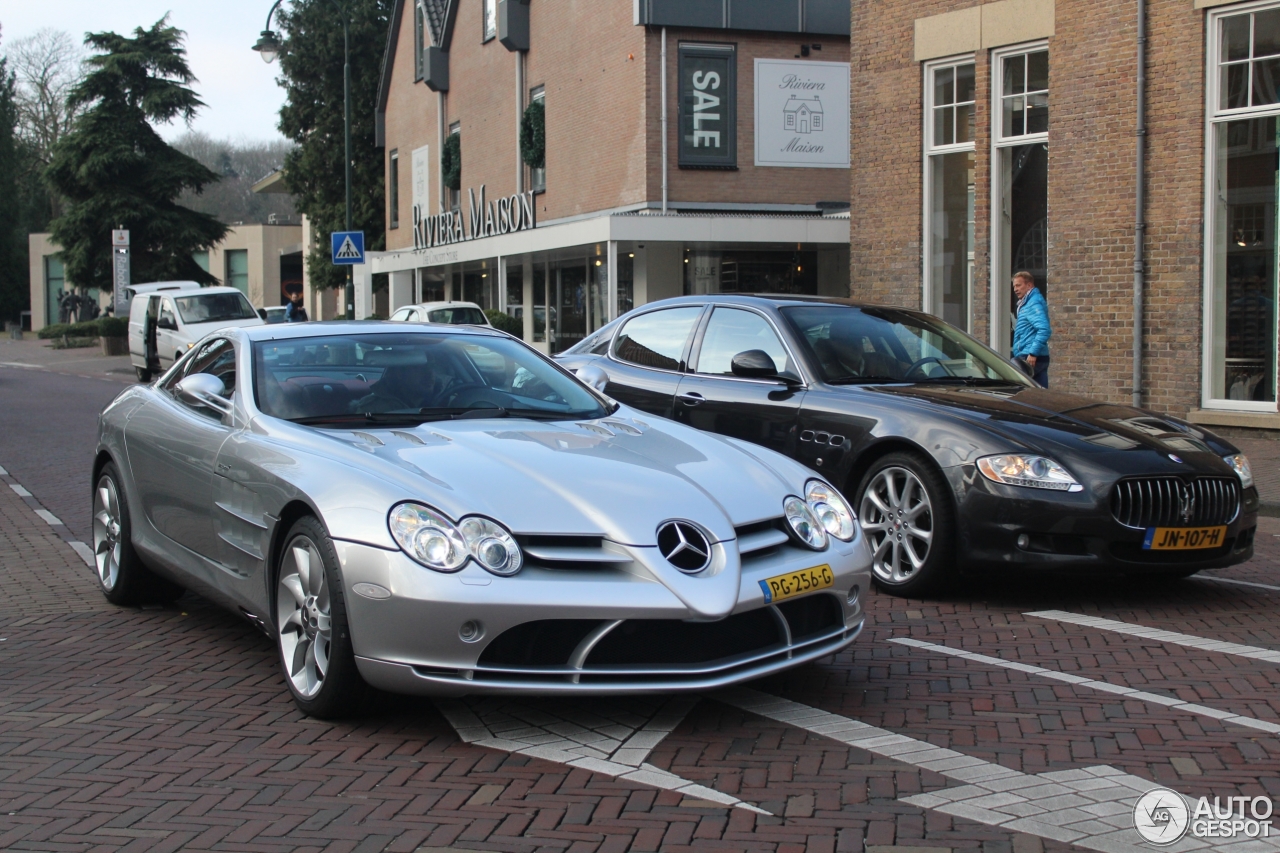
[735,518,791,558]
[518,535,632,568]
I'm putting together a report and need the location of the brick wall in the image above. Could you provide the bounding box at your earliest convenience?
[851,0,1208,418]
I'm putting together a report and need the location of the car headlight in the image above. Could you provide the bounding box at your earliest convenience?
[977,454,1083,492]
[1224,453,1254,489]
[783,495,828,550]
[459,517,523,576]
[804,479,856,541]
[389,503,468,572]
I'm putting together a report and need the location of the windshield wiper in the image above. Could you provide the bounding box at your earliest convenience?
[911,376,1020,386]
[290,412,443,426]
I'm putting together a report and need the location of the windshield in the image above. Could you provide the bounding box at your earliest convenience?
[780,305,1033,386]
[175,292,258,325]
[252,332,613,424]
[427,306,487,325]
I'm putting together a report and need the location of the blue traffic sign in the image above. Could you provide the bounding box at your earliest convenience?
[331,231,365,265]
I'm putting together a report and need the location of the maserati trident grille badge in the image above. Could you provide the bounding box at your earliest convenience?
[657,521,711,573]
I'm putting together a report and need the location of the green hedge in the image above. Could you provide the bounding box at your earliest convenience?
[37,316,130,339]
[485,310,523,336]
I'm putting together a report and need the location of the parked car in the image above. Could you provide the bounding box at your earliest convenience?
[389,301,491,326]
[556,295,1259,595]
[259,306,288,325]
[128,286,265,382]
[93,322,872,716]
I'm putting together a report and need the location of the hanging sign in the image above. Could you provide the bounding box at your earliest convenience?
[111,230,130,316]
[754,59,850,169]
[678,43,736,169]
[411,185,536,252]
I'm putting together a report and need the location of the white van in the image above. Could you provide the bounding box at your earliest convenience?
[129,286,264,381]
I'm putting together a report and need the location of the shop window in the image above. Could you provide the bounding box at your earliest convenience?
[686,249,817,295]
[389,150,400,229]
[226,249,249,296]
[991,44,1048,356]
[1206,5,1280,409]
[192,251,209,272]
[924,58,975,332]
[483,0,497,42]
[44,255,65,326]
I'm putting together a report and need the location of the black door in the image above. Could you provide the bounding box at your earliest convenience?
[602,305,706,418]
[674,306,805,456]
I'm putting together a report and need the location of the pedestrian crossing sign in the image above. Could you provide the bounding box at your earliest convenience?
[330,231,365,265]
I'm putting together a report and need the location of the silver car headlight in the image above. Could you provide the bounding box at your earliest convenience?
[389,503,469,572]
[459,517,523,576]
[1223,453,1253,489]
[977,454,1083,492]
[804,479,856,541]
[784,495,828,550]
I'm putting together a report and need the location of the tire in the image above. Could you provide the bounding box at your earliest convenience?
[135,366,152,383]
[92,463,184,605]
[854,451,956,598]
[275,516,366,718]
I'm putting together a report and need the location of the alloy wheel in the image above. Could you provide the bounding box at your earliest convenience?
[859,466,934,585]
[92,475,123,590]
[276,536,332,698]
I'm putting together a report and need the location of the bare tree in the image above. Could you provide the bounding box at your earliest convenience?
[172,132,298,226]
[10,29,84,163]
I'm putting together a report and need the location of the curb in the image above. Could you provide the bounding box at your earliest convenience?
[1260,501,1280,519]
[0,464,95,569]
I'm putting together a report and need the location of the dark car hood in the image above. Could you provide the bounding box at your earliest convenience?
[864,383,1236,472]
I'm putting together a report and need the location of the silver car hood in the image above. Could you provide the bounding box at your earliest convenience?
[299,411,803,547]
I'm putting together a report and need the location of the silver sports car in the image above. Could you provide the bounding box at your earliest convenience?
[93,322,872,717]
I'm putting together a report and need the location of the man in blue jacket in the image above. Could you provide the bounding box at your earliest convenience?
[1012,270,1051,387]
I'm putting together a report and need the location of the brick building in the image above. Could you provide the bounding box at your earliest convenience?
[851,0,1280,437]
[373,0,853,352]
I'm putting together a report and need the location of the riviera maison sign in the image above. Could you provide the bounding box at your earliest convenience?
[754,59,850,169]
[412,185,536,251]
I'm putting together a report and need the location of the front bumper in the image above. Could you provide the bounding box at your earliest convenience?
[951,471,1258,573]
[334,535,871,696]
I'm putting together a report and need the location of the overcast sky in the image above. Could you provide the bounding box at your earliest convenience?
[2,1,289,143]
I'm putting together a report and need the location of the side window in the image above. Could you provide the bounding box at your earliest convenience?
[611,307,703,371]
[158,300,177,330]
[165,339,236,400]
[695,308,790,376]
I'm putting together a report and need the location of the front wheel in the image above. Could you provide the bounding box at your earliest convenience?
[275,517,366,718]
[134,366,152,383]
[93,463,183,605]
[855,452,956,597]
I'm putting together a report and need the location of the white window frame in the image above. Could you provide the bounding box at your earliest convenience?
[923,54,977,331]
[989,40,1049,355]
[483,0,497,42]
[1202,0,1280,412]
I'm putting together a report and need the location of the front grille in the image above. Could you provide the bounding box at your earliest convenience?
[1110,477,1240,529]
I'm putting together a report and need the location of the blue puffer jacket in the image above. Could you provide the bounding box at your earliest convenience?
[1012,287,1051,358]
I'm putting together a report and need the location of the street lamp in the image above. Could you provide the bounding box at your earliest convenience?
[253,0,355,320]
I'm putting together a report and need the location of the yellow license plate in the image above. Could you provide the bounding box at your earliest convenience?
[759,564,834,603]
[1143,526,1228,551]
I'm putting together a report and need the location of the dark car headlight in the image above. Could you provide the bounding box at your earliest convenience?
[784,496,828,550]
[805,479,856,541]
[1223,453,1254,489]
[389,502,523,575]
[977,454,1083,492]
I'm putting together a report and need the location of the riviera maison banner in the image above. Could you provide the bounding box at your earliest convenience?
[678,42,737,169]
[754,59,850,169]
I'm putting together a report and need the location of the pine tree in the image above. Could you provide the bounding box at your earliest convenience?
[45,18,227,291]
[276,0,390,290]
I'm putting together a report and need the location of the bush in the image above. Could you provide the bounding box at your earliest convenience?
[98,316,129,337]
[485,310,523,336]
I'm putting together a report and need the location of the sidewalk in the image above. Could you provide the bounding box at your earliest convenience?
[0,335,134,384]
[1233,434,1280,513]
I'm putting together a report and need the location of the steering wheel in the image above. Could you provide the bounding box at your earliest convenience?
[349,390,410,413]
[441,383,504,409]
[904,356,945,379]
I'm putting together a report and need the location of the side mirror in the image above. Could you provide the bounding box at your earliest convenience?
[257,308,268,320]
[576,363,610,393]
[731,349,780,379]
[176,373,232,415]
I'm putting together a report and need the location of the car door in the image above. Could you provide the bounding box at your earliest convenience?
[601,305,705,418]
[674,306,806,458]
[156,297,181,367]
[124,338,238,574]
